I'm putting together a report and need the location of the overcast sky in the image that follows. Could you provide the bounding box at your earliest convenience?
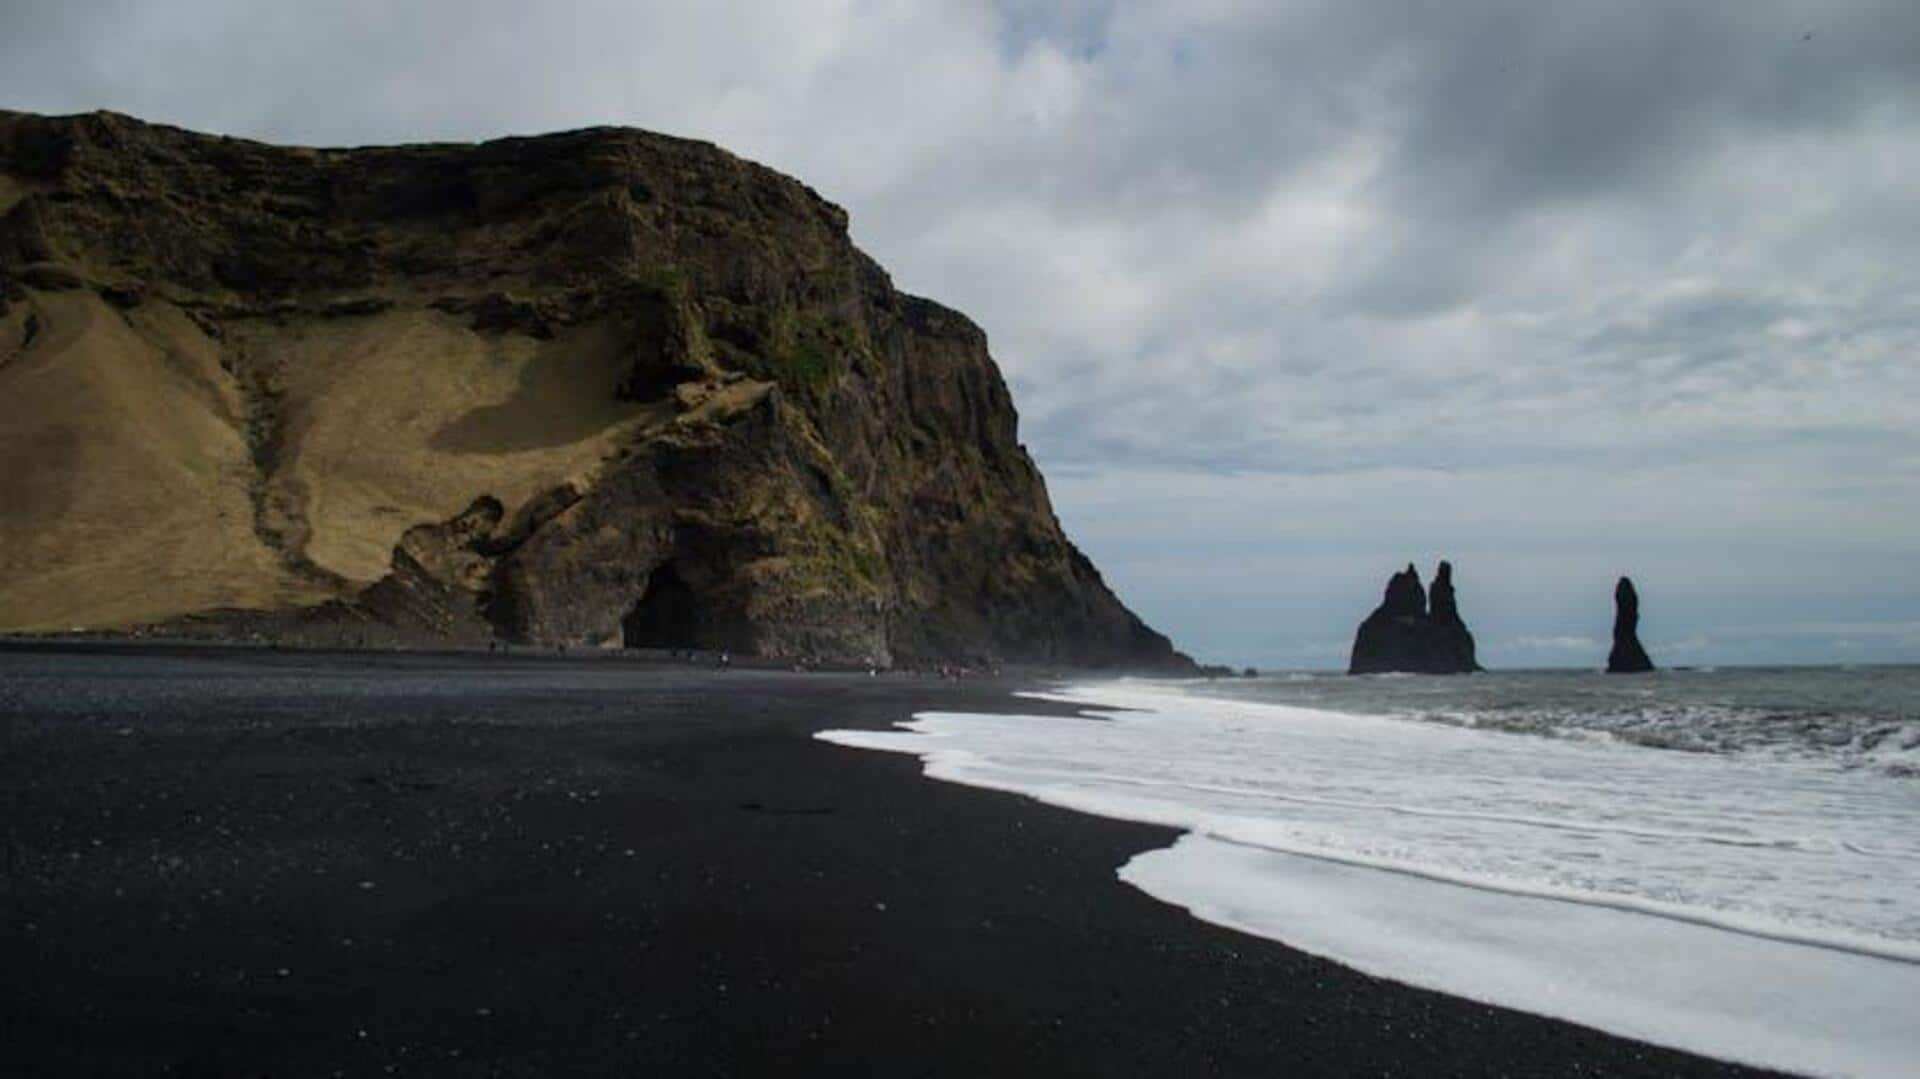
[6,0,1918,668]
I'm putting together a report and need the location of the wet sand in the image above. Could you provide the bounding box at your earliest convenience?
[0,643,1773,1076]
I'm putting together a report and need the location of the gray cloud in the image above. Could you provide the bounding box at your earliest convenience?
[3,0,1916,667]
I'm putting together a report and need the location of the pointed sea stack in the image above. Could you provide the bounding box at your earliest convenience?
[1427,560,1480,671]
[1347,560,1481,675]
[1606,576,1655,673]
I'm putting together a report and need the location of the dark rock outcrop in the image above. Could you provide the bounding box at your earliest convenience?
[0,109,1191,671]
[1348,560,1481,675]
[1606,576,1655,673]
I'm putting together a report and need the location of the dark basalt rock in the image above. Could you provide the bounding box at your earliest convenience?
[1381,562,1427,617]
[1429,560,1461,624]
[1348,560,1481,675]
[1606,576,1655,674]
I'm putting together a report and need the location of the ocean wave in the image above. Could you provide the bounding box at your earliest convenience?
[820,683,1920,1077]
[1396,705,1920,777]
[1142,665,1920,778]
[1192,827,1920,965]
[962,759,1875,858]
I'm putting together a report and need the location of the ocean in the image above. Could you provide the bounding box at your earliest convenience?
[820,665,1920,1077]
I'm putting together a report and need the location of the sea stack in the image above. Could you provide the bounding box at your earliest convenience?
[1347,560,1481,675]
[1606,576,1655,673]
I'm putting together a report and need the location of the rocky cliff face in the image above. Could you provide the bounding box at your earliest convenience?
[1348,560,1481,675]
[1606,577,1655,674]
[0,110,1189,670]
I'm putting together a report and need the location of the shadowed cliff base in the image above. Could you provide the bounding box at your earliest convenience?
[621,562,710,651]
[0,109,1190,672]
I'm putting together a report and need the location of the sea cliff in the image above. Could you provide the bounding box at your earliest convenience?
[0,110,1188,670]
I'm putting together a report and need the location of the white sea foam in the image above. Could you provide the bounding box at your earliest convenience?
[819,681,1920,1077]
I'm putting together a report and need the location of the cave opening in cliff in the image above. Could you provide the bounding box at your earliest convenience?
[622,562,701,649]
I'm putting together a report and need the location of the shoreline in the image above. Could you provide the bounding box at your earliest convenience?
[0,633,1142,680]
[836,681,1917,1076]
[1,644,1773,1075]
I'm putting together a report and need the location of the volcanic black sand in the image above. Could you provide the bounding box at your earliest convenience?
[0,643,1773,1077]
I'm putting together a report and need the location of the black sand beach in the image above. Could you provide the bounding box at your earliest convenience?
[1,644,1772,1076]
